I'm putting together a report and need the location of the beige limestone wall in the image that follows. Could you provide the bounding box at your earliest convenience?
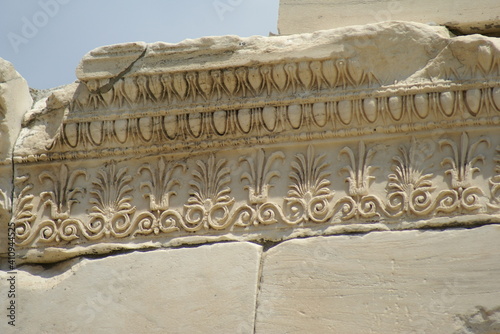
[278,0,500,35]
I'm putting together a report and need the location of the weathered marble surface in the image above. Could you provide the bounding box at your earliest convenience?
[0,242,262,333]
[0,58,32,258]
[2,226,499,333]
[0,58,32,161]
[6,21,500,264]
[279,0,500,35]
[255,224,500,333]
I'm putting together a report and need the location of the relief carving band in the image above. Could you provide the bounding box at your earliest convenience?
[8,21,500,263]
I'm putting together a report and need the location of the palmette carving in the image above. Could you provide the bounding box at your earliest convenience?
[437,132,489,213]
[15,169,88,245]
[138,158,185,211]
[135,158,185,235]
[39,164,87,220]
[183,155,235,231]
[387,138,436,216]
[14,135,500,248]
[239,149,286,226]
[338,141,386,219]
[286,146,334,223]
[240,149,285,204]
[88,161,136,238]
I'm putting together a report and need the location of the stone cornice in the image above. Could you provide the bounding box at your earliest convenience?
[8,22,500,263]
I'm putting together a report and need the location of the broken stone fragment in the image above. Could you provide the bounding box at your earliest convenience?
[0,58,32,161]
[0,58,32,257]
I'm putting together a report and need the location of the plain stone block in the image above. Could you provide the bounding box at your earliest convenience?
[0,242,262,333]
[255,225,500,333]
[279,0,500,35]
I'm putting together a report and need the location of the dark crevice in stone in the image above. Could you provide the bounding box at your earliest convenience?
[444,25,500,37]
[253,246,266,334]
[252,240,281,252]
[96,45,148,95]
[456,306,500,333]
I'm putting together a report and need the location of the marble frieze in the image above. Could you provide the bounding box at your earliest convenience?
[7,21,500,263]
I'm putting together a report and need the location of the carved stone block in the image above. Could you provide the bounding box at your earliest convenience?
[2,21,500,265]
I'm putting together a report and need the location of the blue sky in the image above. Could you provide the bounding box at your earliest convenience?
[0,0,280,89]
